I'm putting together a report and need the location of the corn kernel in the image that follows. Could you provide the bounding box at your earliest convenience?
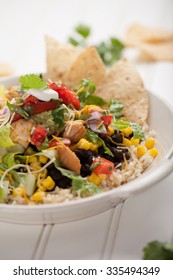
[122,127,133,136]
[32,191,45,203]
[39,169,48,179]
[30,161,41,171]
[90,143,99,151]
[41,176,55,190]
[98,174,107,181]
[88,173,101,185]
[77,138,91,150]
[145,138,156,149]
[28,156,38,163]
[136,145,147,158]
[123,137,132,146]
[13,187,24,197]
[108,126,114,135]
[39,155,48,164]
[131,138,140,146]
[148,148,158,158]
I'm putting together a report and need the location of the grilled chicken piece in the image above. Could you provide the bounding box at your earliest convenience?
[10,119,36,149]
[63,120,86,143]
[56,142,81,174]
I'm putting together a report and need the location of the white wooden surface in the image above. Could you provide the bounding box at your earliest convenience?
[0,0,173,259]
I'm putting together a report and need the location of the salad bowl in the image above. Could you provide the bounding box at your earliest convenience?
[0,75,173,225]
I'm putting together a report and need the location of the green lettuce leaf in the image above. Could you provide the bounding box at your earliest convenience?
[56,167,102,197]
[2,152,17,168]
[112,120,145,140]
[0,124,15,148]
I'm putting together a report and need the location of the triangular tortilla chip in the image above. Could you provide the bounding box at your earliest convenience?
[124,23,173,46]
[138,41,173,61]
[45,36,81,81]
[64,45,106,88]
[95,59,148,124]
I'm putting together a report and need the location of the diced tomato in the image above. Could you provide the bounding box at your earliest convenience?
[31,126,47,147]
[31,100,59,114]
[101,115,112,126]
[92,157,114,175]
[49,83,80,109]
[23,95,39,106]
[12,113,22,122]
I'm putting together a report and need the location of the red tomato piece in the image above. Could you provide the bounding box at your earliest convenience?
[49,83,80,109]
[92,157,114,175]
[101,115,112,126]
[31,125,47,147]
[12,113,22,122]
[23,95,39,106]
[31,100,59,114]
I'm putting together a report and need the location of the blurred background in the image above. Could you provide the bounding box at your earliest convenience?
[0,0,173,74]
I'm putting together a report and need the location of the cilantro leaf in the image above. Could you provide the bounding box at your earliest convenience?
[143,241,173,260]
[75,24,91,38]
[19,74,46,90]
[7,101,30,120]
[74,79,106,107]
[109,99,124,118]
[52,107,68,127]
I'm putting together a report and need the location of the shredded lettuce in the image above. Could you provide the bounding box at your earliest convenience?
[0,124,15,148]
[56,167,102,197]
[2,152,17,168]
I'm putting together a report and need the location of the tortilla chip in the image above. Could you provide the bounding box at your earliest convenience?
[95,59,148,124]
[45,36,81,81]
[0,63,14,77]
[124,23,173,47]
[138,41,173,61]
[64,45,106,88]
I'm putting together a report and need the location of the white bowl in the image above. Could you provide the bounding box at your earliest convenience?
[0,75,173,225]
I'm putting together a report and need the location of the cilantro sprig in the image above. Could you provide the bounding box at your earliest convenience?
[19,74,46,90]
[74,78,106,107]
[68,24,124,66]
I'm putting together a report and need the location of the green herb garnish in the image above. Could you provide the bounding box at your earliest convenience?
[143,241,173,260]
[52,107,68,127]
[7,101,30,120]
[74,78,106,107]
[68,24,124,65]
[19,74,46,90]
[109,99,124,118]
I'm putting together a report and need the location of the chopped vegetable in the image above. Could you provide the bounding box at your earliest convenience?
[0,124,14,148]
[31,126,47,147]
[91,157,114,175]
[49,83,80,109]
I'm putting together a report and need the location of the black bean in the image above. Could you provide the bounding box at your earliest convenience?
[81,164,92,177]
[57,177,72,189]
[111,133,122,143]
[75,149,95,165]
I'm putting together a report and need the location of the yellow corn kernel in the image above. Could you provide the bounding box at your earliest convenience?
[39,169,48,179]
[30,161,41,171]
[32,191,45,203]
[108,126,114,136]
[28,156,38,163]
[122,127,133,136]
[122,117,126,121]
[77,138,91,150]
[90,143,99,151]
[88,173,101,185]
[136,145,147,158]
[148,148,158,158]
[145,138,156,149]
[39,155,48,164]
[98,174,107,182]
[41,176,55,191]
[123,137,132,146]
[13,187,24,197]
[81,105,101,114]
[131,138,140,146]
[75,110,81,117]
